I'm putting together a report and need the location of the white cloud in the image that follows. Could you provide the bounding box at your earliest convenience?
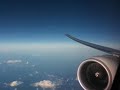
[6,60,22,64]
[26,61,29,64]
[35,71,39,74]
[29,74,33,77]
[32,65,35,67]
[9,81,23,87]
[32,80,56,89]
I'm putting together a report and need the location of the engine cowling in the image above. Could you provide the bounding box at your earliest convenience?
[77,55,119,90]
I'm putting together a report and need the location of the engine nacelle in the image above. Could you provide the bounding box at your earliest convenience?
[77,55,119,90]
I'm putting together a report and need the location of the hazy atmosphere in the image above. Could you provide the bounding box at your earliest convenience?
[0,0,119,90]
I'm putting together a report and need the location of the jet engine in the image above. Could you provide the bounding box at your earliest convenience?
[66,34,120,90]
[77,55,119,90]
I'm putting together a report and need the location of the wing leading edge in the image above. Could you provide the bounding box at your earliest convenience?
[66,34,120,56]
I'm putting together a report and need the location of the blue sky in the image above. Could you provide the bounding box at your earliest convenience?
[0,0,119,49]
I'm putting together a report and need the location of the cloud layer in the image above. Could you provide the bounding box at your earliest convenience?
[6,60,22,64]
[32,80,56,89]
[9,81,23,87]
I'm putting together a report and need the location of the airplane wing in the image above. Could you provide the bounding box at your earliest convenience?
[66,34,120,56]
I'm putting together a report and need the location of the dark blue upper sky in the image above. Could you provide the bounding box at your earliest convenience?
[0,0,119,43]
